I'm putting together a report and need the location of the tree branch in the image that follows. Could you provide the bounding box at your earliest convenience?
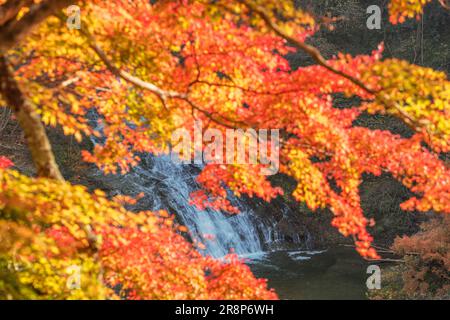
[0,55,63,180]
[438,0,450,10]
[0,0,33,26]
[63,17,186,107]
[59,14,247,130]
[237,0,375,94]
[0,0,75,52]
[237,0,423,134]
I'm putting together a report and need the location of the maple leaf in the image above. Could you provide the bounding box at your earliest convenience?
[0,156,13,169]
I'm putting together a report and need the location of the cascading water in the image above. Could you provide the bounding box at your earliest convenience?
[117,154,283,258]
[88,114,301,258]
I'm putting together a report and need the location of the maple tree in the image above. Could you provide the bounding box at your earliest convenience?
[0,0,449,299]
[388,0,450,23]
[391,215,450,298]
[0,164,277,299]
[370,215,449,299]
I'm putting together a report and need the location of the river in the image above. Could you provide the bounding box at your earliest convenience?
[246,247,370,300]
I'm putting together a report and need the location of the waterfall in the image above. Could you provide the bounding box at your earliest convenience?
[87,112,297,258]
[121,154,279,258]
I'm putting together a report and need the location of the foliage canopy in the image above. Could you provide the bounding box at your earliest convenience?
[0,0,448,299]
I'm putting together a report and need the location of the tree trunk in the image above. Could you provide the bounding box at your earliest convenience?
[0,55,63,180]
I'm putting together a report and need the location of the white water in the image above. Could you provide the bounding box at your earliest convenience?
[89,113,296,257]
[123,155,282,258]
